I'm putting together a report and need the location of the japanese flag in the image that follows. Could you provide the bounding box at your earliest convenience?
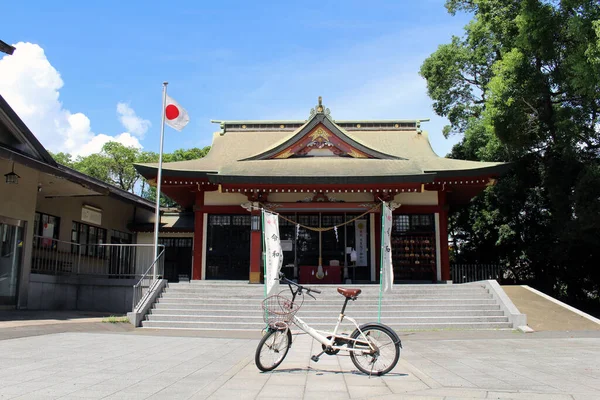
[164,95,190,131]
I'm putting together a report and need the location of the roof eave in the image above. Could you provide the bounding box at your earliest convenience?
[209,174,437,185]
[426,163,512,178]
[134,163,216,179]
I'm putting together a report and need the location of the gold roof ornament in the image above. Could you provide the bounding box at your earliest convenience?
[309,96,331,119]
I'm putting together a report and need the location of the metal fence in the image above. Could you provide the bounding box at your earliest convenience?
[451,263,502,284]
[31,236,165,279]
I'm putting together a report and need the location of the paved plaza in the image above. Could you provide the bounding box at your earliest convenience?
[0,326,599,400]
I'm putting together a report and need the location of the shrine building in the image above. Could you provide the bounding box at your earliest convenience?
[133,98,508,285]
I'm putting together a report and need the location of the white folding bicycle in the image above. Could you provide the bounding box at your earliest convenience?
[255,273,402,376]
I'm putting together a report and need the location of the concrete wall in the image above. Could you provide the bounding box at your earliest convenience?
[27,273,137,313]
[0,159,39,309]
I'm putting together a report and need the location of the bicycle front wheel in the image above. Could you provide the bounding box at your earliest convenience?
[349,324,400,376]
[255,328,292,372]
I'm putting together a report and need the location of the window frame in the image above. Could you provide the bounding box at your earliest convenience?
[72,221,107,257]
[34,212,61,248]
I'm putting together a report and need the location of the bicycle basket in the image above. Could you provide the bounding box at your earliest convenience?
[261,294,303,329]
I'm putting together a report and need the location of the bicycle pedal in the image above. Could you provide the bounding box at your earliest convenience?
[311,355,320,362]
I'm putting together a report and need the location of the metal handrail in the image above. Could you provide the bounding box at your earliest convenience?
[33,235,162,247]
[31,236,164,278]
[132,248,166,312]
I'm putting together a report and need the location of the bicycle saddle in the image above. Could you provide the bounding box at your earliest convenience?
[337,288,362,299]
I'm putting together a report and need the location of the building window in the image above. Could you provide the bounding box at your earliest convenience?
[209,215,231,226]
[72,222,107,257]
[393,214,434,233]
[34,212,60,248]
[159,238,193,247]
[232,215,250,226]
[110,230,132,243]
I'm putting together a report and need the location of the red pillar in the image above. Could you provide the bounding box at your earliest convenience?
[192,190,204,280]
[438,191,450,281]
[249,209,262,283]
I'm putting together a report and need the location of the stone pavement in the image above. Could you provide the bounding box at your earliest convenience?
[1,328,600,400]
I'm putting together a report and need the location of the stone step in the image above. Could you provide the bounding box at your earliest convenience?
[145,314,509,323]
[161,292,492,303]
[156,297,498,305]
[165,283,488,291]
[162,289,491,297]
[152,303,501,311]
[142,280,513,331]
[177,281,487,288]
[149,309,506,317]
[167,287,488,296]
[141,320,514,330]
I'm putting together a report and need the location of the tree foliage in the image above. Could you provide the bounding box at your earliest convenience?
[50,143,211,208]
[421,0,600,309]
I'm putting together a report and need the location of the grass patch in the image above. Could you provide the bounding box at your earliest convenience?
[102,315,130,324]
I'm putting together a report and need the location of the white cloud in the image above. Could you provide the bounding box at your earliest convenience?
[0,42,144,157]
[76,132,143,158]
[117,102,150,137]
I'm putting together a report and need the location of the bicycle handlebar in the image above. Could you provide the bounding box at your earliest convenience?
[278,272,322,294]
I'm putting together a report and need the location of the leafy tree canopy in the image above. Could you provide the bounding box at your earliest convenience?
[420,0,600,310]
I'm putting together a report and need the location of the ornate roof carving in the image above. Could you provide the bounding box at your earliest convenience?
[244,98,401,161]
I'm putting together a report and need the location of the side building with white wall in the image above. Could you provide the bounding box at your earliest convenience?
[0,94,156,312]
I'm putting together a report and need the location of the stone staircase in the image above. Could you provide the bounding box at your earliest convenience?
[142,281,515,331]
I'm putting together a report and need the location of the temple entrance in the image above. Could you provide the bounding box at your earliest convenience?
[206,215,250,280]
[277,213,372,284]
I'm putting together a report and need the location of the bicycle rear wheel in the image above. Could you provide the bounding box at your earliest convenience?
[349,324,400,376]
[255,328,292,372]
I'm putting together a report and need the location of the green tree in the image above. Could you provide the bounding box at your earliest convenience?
[136,150,159,196]
[49,151,74,167]
[71,142,141,192]
[102,142,140,192]
[73,153,112,183]
[166,147,210,162]
[421,0,600,309]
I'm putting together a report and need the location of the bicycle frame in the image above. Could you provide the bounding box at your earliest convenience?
[277,275,376,354]
[291,312,376,354]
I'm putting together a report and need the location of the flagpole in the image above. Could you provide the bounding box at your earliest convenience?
[152,81,168,279]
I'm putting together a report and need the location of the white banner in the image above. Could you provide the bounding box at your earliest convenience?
[355,219,368,266]
[381,203,394,293]
[263,211,283,297]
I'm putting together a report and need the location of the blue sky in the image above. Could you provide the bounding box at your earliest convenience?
[1,1,470,157]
